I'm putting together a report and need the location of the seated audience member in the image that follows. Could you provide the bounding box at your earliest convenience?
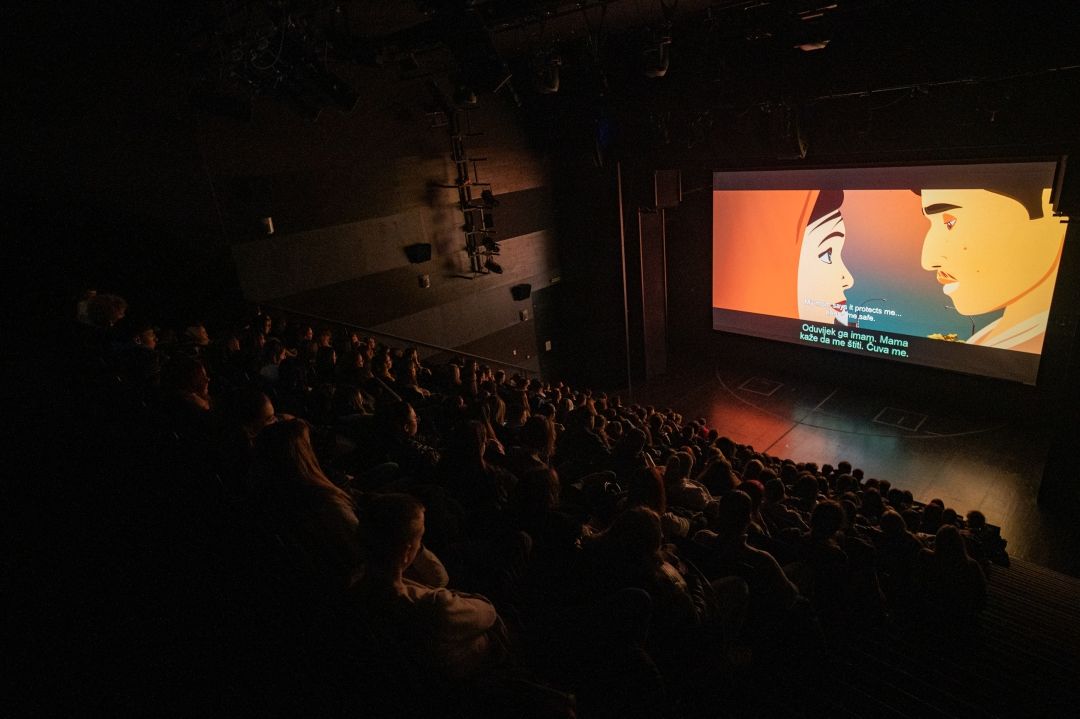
[505,467,583,557]
[259,339,288,385]
[787,501,848,622]
[334,384,374,420]
[335,346,368,386]
[352,493,508,678]
[279,340,318,396]
[314,345,337,384]
[116,318,161,388]
[886,487,908,511]
[858,488,885,525]
[695,455,740,496]
[607,426,651,479]
[208,330,248,390]
[160,355,214,424]
[555,407,611,479]
[664,451,712,512]
[177,323,211,359]
[761,478,809,535]
[791,472,821,514]
[370,350,396,386]
[920,499,946,535]
[963,510,1008,566]
[438,420,516,528]
[626,466,699,540]
[874,509,923,611]
[253,419,360,591]
[237,327,266,375]
[394,360,432,406]
[941,507,960,527]
[218,387,280,490]
[585,507,748,658]
[915,524,987,625]
[736,479,769,541]
[692,491,799,631]
[376,401,440,484]
[741,458,765,483]
[82,291,128,331]
[501,416,555,480]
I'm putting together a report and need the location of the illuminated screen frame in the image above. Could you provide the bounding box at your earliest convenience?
[711,161,1069,385]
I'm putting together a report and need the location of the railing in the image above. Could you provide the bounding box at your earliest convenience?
[264,305,537,379]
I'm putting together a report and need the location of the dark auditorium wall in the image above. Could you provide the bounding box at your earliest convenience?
[13,5,574,376]
[212,75,560,373]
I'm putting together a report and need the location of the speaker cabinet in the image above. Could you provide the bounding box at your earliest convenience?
[404,243,432,264]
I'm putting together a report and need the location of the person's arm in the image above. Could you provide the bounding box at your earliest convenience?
[762,550,800,609]
[431,588,499,636]
[405,544,449,587]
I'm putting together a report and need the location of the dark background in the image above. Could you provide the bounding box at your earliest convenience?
[10,1,1080,399]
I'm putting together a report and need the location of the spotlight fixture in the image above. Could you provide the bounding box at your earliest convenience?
[644,0,678,78]
[643,37,672,78]
[533,52,562,94]
[453,85,478,108]
[481,235,500,254]
[480,189,499,207]
[484,257,503,274]
[767,101,807,160]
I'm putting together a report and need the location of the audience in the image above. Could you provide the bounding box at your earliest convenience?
[59,293,1009,717]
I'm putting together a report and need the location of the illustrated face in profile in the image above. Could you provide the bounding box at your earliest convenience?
[920,188,1063,317]
[797,204,854,325]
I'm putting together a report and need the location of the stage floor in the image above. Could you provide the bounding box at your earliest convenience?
[624,345,1080,578]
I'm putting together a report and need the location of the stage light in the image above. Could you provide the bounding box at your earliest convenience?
[484,257,503,274]
[643,37,672,78]
[454,85,478,108]
[533,53,561,94]
[480,189,499,207]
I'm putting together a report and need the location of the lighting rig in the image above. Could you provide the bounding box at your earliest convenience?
[188,0,361,121]
[430,81,503,276]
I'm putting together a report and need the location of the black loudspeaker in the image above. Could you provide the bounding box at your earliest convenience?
[1051,155,1078,217]
[404,243,432,263]
[655,169,681,209]
[510,283,532,301]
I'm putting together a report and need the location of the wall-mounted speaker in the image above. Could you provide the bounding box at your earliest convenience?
[404,243,433,263]
[510,283,532,301]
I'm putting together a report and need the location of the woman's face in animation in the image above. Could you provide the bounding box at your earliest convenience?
[798,208,854,324]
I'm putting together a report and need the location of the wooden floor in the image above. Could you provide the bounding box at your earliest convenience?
[626,340,1080,579]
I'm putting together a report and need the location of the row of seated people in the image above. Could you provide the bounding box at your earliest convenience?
[64,292,1004,718]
